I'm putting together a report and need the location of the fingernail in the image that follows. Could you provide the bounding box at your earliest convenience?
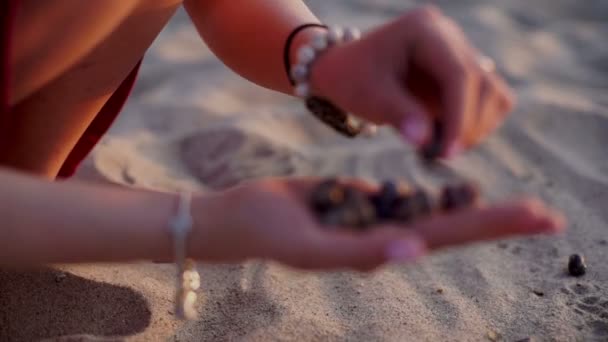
[385,238,426,263]
[446,142,463,158]
[401,117,428,146]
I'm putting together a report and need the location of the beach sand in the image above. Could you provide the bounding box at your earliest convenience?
[2,1,607,341]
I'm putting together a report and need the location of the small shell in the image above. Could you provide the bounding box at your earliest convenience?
[310,178,345,213]
[183,270,201,290]
[344,187,377,229]
[182,291,198,320]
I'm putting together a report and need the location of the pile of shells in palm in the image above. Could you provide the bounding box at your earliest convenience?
[309,178,480,229]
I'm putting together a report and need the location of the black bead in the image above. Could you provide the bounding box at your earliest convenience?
[568,254,587,277]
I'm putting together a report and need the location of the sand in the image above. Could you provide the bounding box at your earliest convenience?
[2,1,608,341]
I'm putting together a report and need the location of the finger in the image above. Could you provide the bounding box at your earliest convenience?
[459,38,514,144]
[482,72,516,137]
[410,198,566,250]
[491,71,517,113]
[369,79,431,147]
[411,21,478,157]
[467,74,497,147]
[472,70,518,145]
[300,228,427,271]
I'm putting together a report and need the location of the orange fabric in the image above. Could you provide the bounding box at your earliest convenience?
[57,61,141,178]
[1,0,142,178]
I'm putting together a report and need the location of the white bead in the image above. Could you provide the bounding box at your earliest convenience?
[297,45,315,65]
[311,33,328,51]
[291,64,309,83]
[327,26,344,45]
[294,83,310,98]
[343,27,361,42]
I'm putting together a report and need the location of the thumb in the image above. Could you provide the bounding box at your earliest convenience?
[306,228,427,271]
[369,81,431,147]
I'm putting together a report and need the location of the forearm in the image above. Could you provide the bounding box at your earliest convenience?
[183,0,325,94]
[0,167,176,266]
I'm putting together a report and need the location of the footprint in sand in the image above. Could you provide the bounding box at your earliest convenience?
[179,127,313,190]
[561,283,608,338]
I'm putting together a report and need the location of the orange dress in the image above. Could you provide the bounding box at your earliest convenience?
[1,0,142,178]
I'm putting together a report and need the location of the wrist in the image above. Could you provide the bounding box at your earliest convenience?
[287,25,377,138]
[187,188,262,263]
[130,190,177,263]
[186,193,225,261]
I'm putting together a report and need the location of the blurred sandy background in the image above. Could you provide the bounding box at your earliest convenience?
[2,1,607,341]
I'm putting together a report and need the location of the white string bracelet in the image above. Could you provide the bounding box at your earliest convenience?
[290,26,378,138]
[168,191,200,320]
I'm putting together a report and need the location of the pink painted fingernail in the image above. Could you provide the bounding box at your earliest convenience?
[401,117,428,146]
[385,238,426,263]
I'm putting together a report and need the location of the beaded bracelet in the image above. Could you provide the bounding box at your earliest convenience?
[168,192,200,320]
[288,25,377,138]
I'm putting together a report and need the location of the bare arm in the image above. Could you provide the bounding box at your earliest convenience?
[183,0,324,94]
[0,167,176,266]
[0,165,564,270]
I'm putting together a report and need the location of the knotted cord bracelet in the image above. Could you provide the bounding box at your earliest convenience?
[284,23,328,86]
[285,24,377,138]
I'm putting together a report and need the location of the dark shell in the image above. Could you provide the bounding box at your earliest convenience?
[420,121,445,162]
[344,187,377,229]
[393,189,433,223]
[370,181,400,220]
[568,254,587,277]
[319,206,360,227]
[393,195,416,223]
[310,178,345,213]
[412,190,433,216]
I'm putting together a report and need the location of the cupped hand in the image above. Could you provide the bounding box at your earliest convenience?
[310,5,515,157]
[190,177,564,272]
